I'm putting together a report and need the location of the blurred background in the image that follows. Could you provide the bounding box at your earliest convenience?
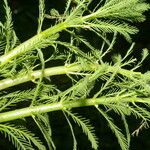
[0,0,150,149]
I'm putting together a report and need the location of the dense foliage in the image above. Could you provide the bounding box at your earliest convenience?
[0,0,150,149]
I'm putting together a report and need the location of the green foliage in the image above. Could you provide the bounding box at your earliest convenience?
[0,0,150,150]
[0,124,45,150]
[64,110,98,149]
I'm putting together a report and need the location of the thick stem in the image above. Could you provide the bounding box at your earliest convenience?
[0,63,142,91]
[0,22,68,66]
[0,63,96,90]
[0,96,148,123]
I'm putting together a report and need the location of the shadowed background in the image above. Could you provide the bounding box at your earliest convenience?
[0,0,150,149]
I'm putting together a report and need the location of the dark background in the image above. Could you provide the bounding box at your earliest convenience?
[0,0,150,150]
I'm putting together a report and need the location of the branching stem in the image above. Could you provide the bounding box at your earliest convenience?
[0,63,141,91]
[0,96,148,123]
[0,63,96,90]
[0,22,68,66]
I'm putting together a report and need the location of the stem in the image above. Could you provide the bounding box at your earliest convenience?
[0,63,96,90]
[0,5,123,66]
[0,22,68,66]
[0,14,91,66]
[0,96,148,123]
[0,63,142,91]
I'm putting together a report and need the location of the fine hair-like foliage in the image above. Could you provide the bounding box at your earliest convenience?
[0,0,150,149]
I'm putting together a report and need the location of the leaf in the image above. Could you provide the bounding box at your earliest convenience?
[96,106,128,150]
[85,20,138,42]
[63,111,77,150]
[0,124,45,150]
[65,110,98,150]
[50,9,60,17]
[32,114,56,150]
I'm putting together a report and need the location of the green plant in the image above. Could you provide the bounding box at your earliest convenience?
[0,0,150,149]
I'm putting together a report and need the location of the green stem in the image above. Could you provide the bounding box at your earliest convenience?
[0,63,142,91]
[0,5,124,67]
[0,63,96,91]
[0,22,68,66]
[0,13,92,66]
[0,96,148,123]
